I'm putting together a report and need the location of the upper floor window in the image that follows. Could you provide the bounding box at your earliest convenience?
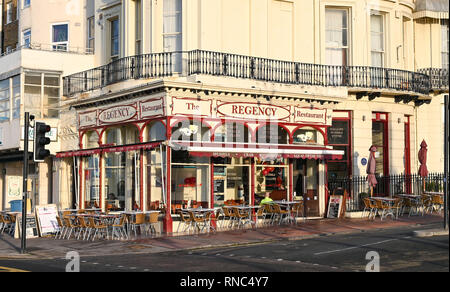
[52,23,69,51]
[371,13,385,67]
[110,18,120,60]
[442,19,449,70]
[164,0,182,72]
[87,17,95,53]
[24,73,61,119]
[325,8,349,66]
[0,80,10,122]
[135,0,142,55]
[23,29,31,48]
[6,2,14,24]
[23,0,30,8]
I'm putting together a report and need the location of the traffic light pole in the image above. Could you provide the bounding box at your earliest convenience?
[21,112,30,254]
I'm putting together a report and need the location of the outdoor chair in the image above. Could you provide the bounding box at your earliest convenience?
[111,215,128,240]
[221,207,236,229]
[204,211,218,233]
[145,213,160,236]
[431,195,444,213]
[76,217,90,240]
[130,214,146,238]
[363,198,378,220]
[176,210,193,234]
[254,206,267,228]
[0,214,13,235]
[63,217,79,239]
[263,204,276,225]
[188,211,207,233]
[390,198,402,219]
[232,207,251,229]
[88,217,109,241]
[272,204,290,225]
[55,216,66,239]
[421,195,434,215]
[291,202,305,224]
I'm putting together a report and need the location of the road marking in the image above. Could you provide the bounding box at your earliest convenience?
[314,239,398,256]
[0,266,29,272]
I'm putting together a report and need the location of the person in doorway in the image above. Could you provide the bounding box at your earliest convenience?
[260,192,274,205]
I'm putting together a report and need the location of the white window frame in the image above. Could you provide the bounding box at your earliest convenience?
[6,2,14,24]
[87,16,95,53]
[109,17,120,61]
[325,7,350,66]
[442,19,449,70]
[23,0,30,9]
[23,29,31,48]
[51,22,69,52]
[370,12,386,68]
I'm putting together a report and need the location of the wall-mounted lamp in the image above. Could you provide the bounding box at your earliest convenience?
[362,115,366,122]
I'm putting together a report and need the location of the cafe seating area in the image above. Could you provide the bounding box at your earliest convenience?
[54,209,161,241]
[362,192,445,221]
[0,212,17,236]
[174,200,306,235]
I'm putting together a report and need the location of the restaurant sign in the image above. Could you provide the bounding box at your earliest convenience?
[217,102,290,121]
[294,107,332,126]
[98,104,138,125]
[78,98,164,129]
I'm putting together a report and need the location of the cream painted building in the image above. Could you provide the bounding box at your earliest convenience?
[0,0,95,211]
[0,1,448,231]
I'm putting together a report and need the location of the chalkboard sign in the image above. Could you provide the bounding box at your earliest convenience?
[327,195,343,219]
[327,121,349,145]
[214,179,225,193]
[16,214,39,239]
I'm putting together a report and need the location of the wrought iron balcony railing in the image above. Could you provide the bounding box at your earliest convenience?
[417,68,449,92]
[63,50,432,97]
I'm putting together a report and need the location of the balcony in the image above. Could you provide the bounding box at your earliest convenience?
[417,68,449,93]
[63,50,432,98]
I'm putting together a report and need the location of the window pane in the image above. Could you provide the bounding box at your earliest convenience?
[25,74,41,85]
[53,24,68,42]
[44,75,59,86]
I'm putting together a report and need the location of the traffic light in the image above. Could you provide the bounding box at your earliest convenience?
[34,122,51,162]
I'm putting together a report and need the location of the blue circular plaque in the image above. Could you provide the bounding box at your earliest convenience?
[361,158,368,166]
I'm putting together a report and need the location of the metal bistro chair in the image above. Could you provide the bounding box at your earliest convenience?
[130,213,146,238]
[54,216,66,239]
[363,198,377,220]
[272,204,290,225]
[222,207,237,229]
[177,210,193,234]
[0,214,13,235]
[145,212,160,236]
[291,202,305,224]
[188,211,207,233]
[88,217,109,241]
[431,195,444,214]
[232,207,251,229]
[111,214,129,240]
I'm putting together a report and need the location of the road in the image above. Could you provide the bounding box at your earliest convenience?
[0,225,448,273]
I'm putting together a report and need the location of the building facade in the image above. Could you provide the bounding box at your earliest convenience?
[1,0,448,233]
[0,0,95,211]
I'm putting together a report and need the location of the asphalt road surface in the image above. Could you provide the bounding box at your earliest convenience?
[0,224,448,273]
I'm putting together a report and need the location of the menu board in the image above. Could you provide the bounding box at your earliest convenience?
[16,214,39,239]
[214,179,225,194]
[327,121,349,145]
[35,204,59,236]
[327,195,344,219]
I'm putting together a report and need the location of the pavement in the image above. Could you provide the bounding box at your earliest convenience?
[0,214,447,260]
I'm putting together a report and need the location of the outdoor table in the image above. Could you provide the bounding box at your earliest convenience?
[424,192,444,196]
[271,201,299,224]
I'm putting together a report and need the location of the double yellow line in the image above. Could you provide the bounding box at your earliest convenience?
[0,266,29,272]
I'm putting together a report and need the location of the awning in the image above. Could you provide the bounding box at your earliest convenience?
[56,142,162,158]
[169,141,344,160]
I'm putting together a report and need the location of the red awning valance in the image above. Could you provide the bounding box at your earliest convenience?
[56,142,162,158]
